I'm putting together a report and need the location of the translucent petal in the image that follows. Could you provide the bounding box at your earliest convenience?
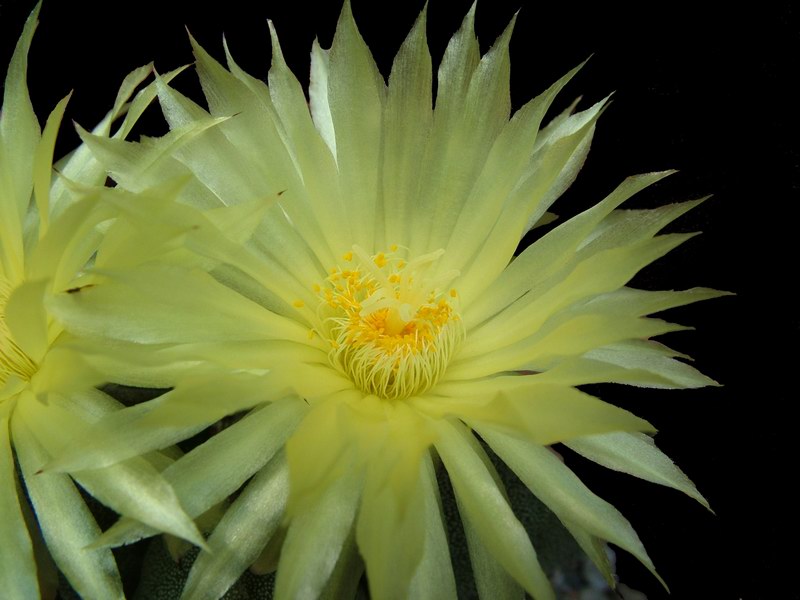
[565,432,710,509]
[76,117,228,194]
[183,453,289,600]
[0,416,39,599]
[581,198,707,253]
[5,279,49,361]
[477,425,666,590]
[434,419,554,599]
[49,264,309,344]
[378,409,437,592]
[326,0,386,250]
[450,315,689,380]
[460,233,697,360]
[454,439,525,600]
[381,5,432,248]
[191,32,335,272]
[275,453,361,600]
[418,380,654,445]
[309,39,336,158]
[51,63,178,216]
[318,532,363,600]
[93,400,304,548]
[407,452,458,600]
[75,461,205,549]
[32,93,70,236]
[0,2,40,280]
[454,99,607,305]
[421,13,516,252]
[155,75,267,206]
[42,394,201,473]
[583,339,720,389]
[439,61,585,277]
[18,395,204,547]
[13,416,124,600]
[27,193,114,290]
[463,171,674,324]
[264,24,350,253]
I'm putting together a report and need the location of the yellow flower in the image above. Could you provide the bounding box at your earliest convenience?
[0,6,205,598]
[52,3,726,598]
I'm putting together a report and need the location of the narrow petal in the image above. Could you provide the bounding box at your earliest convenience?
[0,416,39,599]
[93,400,304,548]
[32,93,71,236]
[565,432,710,509]
[183,453,290,600]
[450,314,689,380]
[155,75,267,206]
[407,452,458,600]
[49,63,173,215]
[423,14,516,251]
[26,193,114,290]
[264,24,351,253]
[17,393,204,547]
[477,424,666,590]
[433,419,554,600]
[191,34,338,271]
[13,416,124,600]
[583,339,721,389]
[439,61,585,276]
[0,2,40,280]
[455,99,607,304]
[326,0,386,250]
[461,231,696,359]
[74,460,206,549]
[275,455,362,600]
[41,394,203,473]
[462,171,674,324]
[461,500,524,600]
[76,117,228,194]
[381,5,432,247]
[581,198,707,254]
[355,446,426,600]
[49,264,309,344]
[418,381,654,446]
[318,532,363,600]
[5,279,49,362]
[309,39,336,158]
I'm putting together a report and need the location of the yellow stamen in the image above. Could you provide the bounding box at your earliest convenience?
[315,246,463,400]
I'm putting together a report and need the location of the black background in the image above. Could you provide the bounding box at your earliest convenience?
[1,1,796,599]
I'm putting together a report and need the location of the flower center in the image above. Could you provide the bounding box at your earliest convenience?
[0,279,38,391]
[315,246,464,400]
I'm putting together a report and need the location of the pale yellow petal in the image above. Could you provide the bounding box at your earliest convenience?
[417,381,654,445]
[433,418,554,600]
[381,5,432,248]
[326,0,386,250]
[0,416,39,599]
[565,432,710,509]
[183,453,289,600]
[478,425,666,590]
[462,171,674,323]
[13,416,124,600]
